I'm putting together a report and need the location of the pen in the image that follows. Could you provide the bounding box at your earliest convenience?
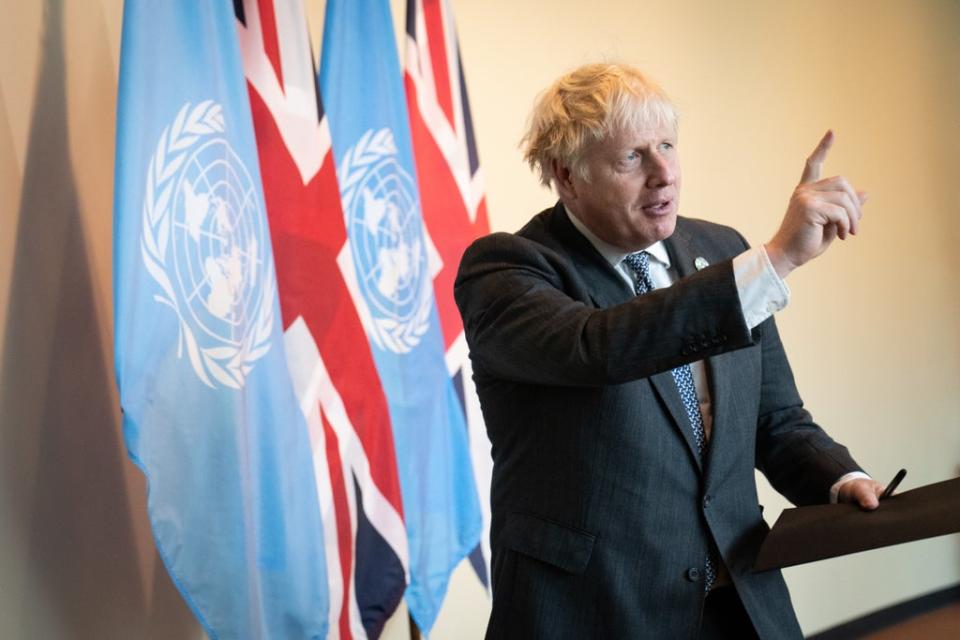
[880,468,907,500]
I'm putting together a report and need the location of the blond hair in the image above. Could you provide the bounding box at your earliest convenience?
[521,63,678,187]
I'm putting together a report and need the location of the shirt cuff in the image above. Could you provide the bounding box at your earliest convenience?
[732,246,790,329]
[829,471,873,503]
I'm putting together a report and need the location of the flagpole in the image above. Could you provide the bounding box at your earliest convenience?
[409,612,422,640]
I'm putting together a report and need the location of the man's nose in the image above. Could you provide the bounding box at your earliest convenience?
[645,153,676,187]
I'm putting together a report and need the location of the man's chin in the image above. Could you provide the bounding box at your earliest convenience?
[647,213,677,243]
[623,218,677,251]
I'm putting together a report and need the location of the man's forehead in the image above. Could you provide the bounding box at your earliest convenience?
[597,123,678,150]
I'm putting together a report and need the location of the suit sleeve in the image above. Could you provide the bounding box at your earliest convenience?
[454,231,754,387]
[753,316,864,505]
[717,228,864,505]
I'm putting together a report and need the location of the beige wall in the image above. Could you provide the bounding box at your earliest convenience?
[1,1,957,638]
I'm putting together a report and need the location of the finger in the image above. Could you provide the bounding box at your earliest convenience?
[824,189,860,236]
[857,485,880,510]
[800,129,835,185]
[830,186,861,236]
[805,177,868,210]
[805,180,863,235]
[873,480,887,497]
[847,480,883,511]
[817,201,852,240]
[822,222,838,247]
[808,176,863,210]
[808,175,862,210]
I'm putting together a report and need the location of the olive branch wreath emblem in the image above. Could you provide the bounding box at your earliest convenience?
[139,100,274,390]
[338,128,432,354]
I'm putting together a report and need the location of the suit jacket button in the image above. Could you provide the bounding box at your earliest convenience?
[686,567,702,582]
[702,495,712,509]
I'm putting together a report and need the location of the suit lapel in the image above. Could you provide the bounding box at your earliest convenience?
[704,349,738,481]
[654,224,708,471]
[664,223,698,280]
[550,205,635,306]
[648,373,703,472]
[667,223,741,480]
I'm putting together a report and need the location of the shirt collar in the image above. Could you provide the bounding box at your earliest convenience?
[564,205,672,270]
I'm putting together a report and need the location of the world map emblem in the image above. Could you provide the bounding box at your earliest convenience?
[140,101,274,389]
[338,128,432,354]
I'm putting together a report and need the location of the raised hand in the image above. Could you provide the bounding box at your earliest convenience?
[765,130,868,278]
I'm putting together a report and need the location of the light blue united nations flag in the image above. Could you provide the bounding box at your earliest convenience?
[113,2,328,637]
[320,0,483,633]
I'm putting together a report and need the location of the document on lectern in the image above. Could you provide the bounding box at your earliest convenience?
[753,477,960,572]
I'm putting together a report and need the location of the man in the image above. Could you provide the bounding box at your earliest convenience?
[454,63,885,639]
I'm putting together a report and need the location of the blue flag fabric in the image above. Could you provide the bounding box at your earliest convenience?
[113,3,328,638]
[319,0,483,632]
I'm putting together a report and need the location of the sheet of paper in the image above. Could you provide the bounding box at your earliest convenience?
[753,477,960,572]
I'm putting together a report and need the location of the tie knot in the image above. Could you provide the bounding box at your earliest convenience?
[623,251,654,295]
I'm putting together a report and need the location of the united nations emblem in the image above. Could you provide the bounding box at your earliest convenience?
[140,101,274,389]
[338,128,432,354]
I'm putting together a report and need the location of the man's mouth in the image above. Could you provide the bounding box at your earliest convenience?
[642,199,673,214]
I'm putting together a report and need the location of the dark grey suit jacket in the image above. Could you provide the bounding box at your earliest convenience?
[454,203,863,639]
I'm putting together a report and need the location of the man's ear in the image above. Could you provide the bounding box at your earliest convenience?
[552,159,577,200]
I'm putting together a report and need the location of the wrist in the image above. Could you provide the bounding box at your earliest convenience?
[763,242,797,279]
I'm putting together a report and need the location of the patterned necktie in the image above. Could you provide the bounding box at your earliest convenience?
[622,251,716,590]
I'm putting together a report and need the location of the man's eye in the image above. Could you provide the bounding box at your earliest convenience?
[660,142,675,151]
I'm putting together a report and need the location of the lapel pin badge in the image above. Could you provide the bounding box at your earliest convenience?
[694,256,709,271]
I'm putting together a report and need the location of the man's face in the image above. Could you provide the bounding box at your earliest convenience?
[559,122,681,252]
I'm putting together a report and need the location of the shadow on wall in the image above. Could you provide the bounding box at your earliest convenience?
[0,0,200,637]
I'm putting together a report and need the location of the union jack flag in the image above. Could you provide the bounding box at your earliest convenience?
[404,0,494,589]
[236,2,408,637]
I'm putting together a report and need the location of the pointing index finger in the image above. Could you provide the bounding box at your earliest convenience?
[800,129,835,184]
